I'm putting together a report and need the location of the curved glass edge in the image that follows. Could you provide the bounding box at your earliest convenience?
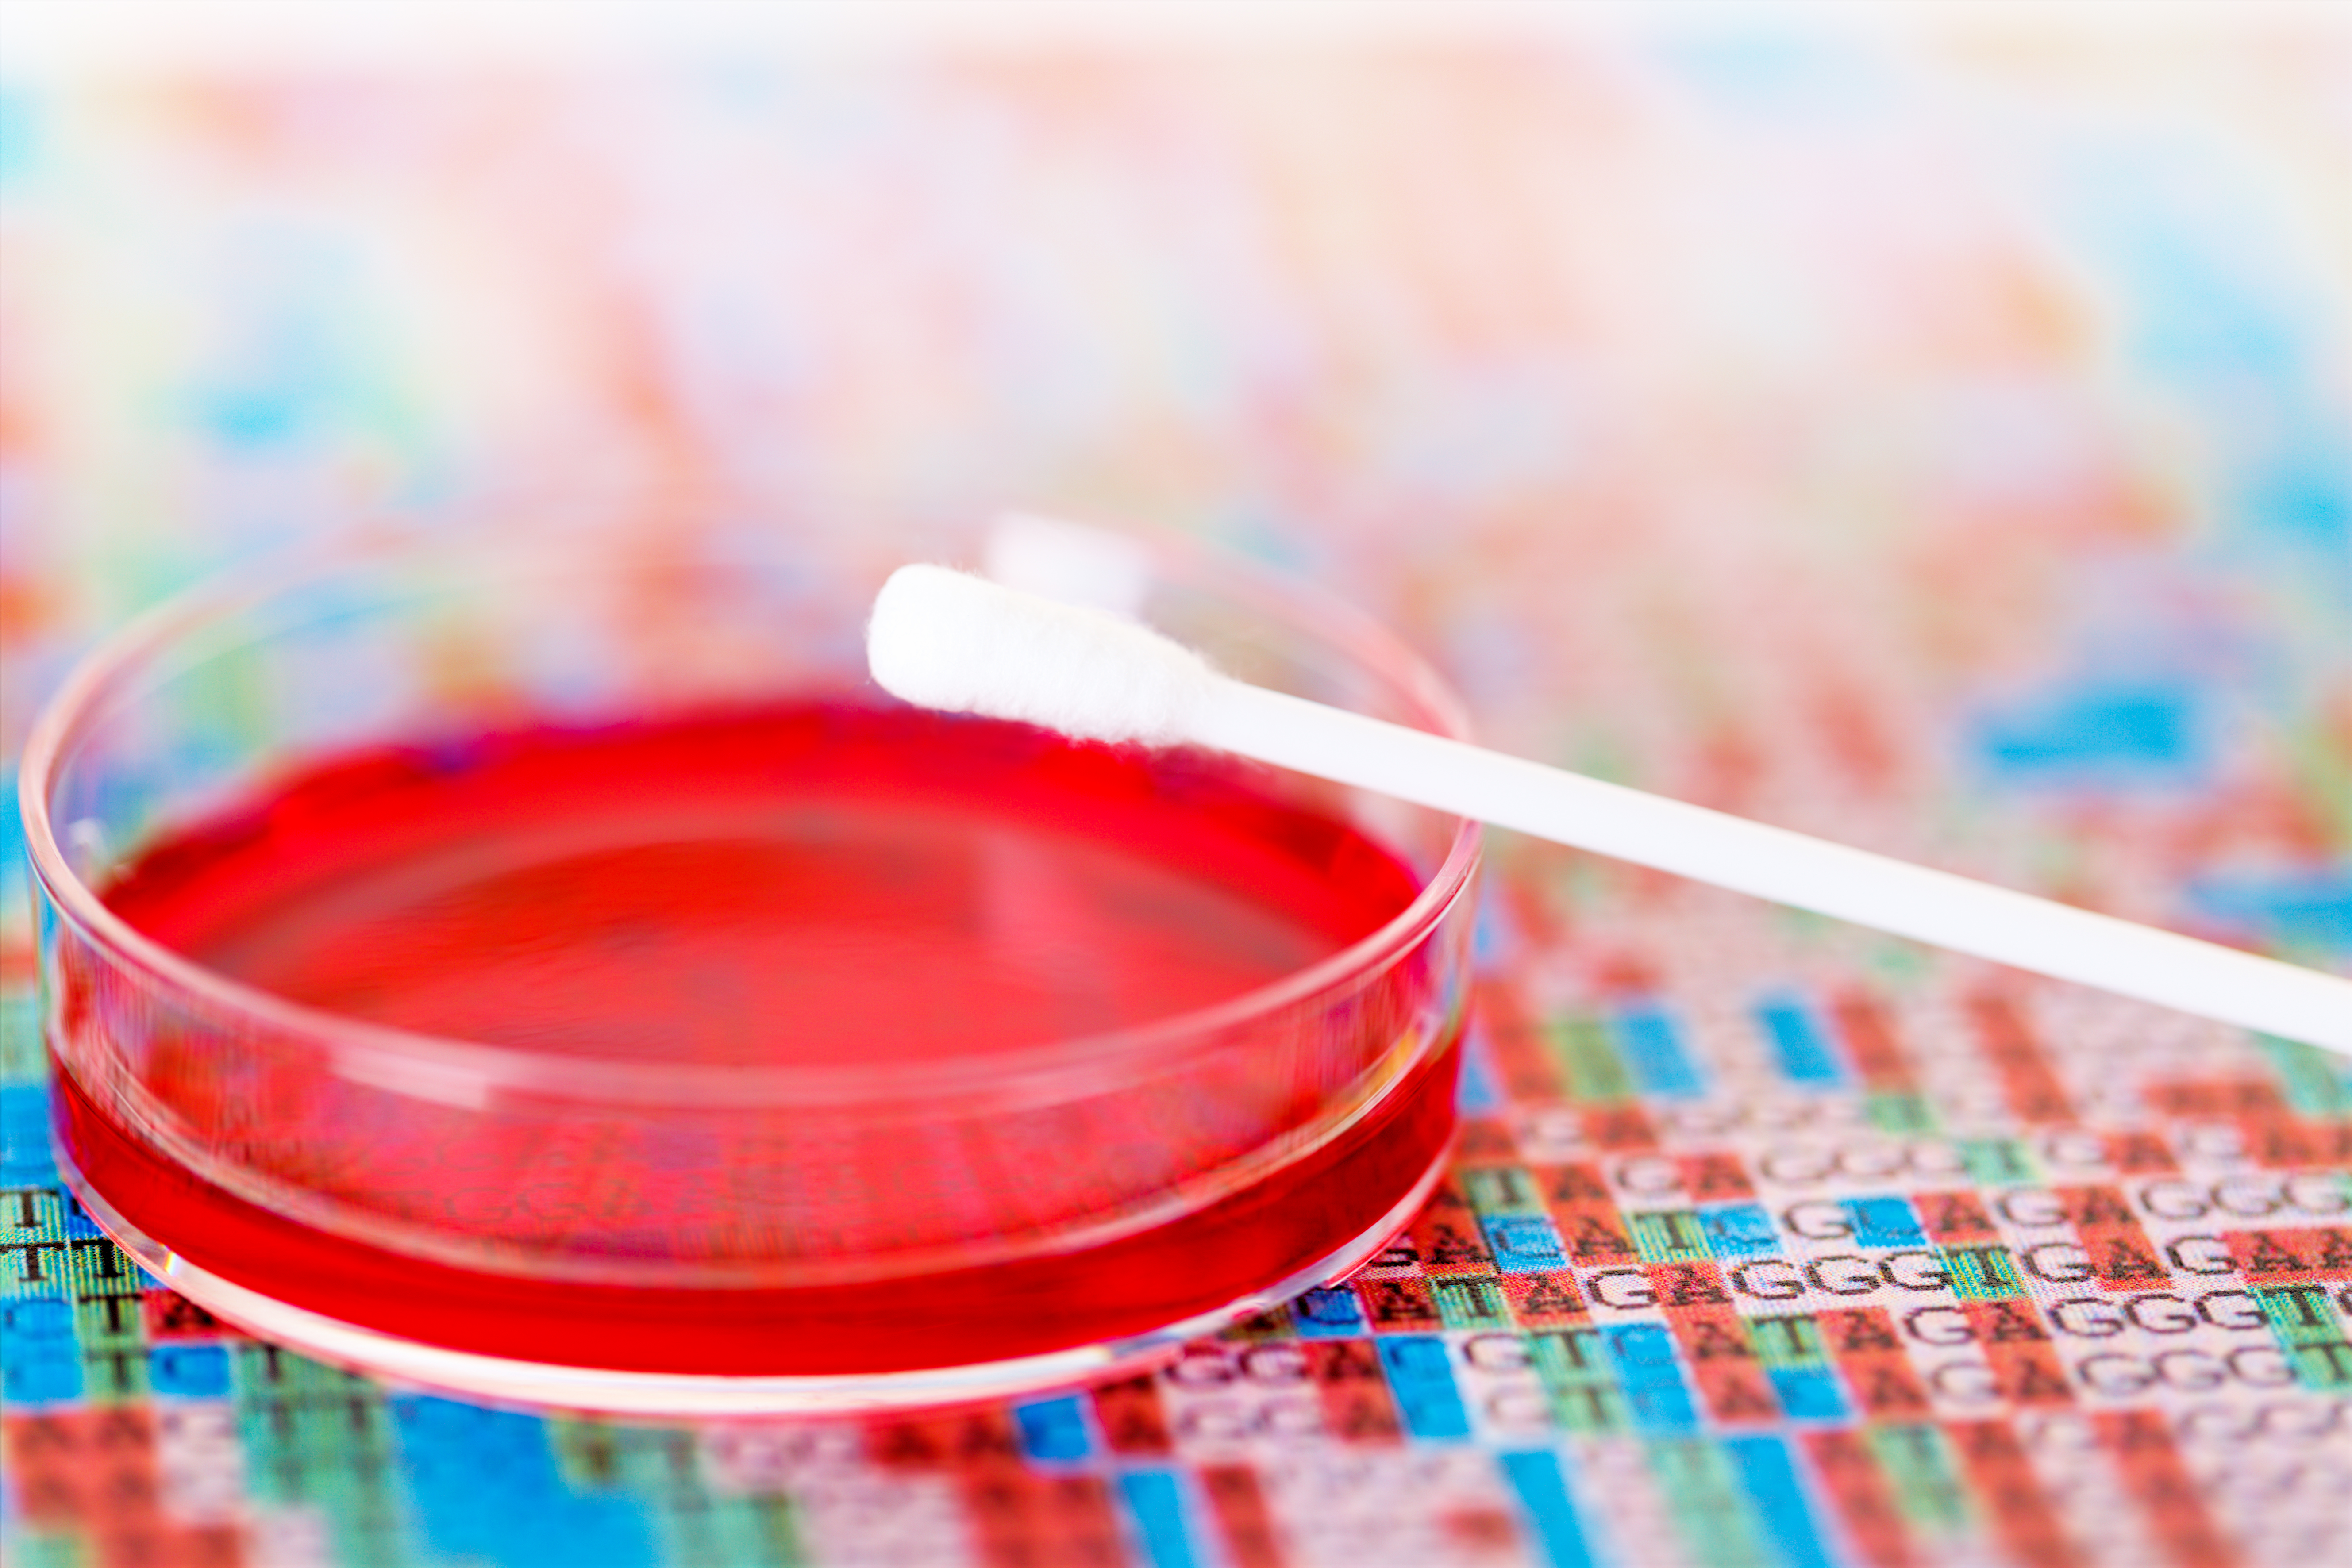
[21,529,1484,1111]
[58,1136,1453,1418]
[57,994,1469,1289]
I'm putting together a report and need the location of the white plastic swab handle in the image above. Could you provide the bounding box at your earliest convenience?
[1192,678,2352,1054]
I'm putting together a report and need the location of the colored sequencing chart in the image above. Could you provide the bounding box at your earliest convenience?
[3,31,2348,1568]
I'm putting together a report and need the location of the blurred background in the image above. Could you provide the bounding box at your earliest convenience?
[2,4,2347,1566]
[3,2,2344,964]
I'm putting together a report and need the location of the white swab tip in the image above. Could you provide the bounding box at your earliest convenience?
[867,563,1215,746]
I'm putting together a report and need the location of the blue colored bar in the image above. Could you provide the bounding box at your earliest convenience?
[1701,1203,1781,1257]
[1,1350,82,1404]
[1626,1382,1699,1434]
[150,1344,232,1399]
[1754,999,1844,1087]
[1610,1006,1705,1098]
[1483,1212,1571,1274]
[388,1396,654,1568]
[1458,1025,1507,1114]
[1840,1195,1925,1250]
[58,1189,105,1240]
[1766,1368,1848,1422]
[1378,1336,1473,1440]
[1604,1324,1700,1434]
[1724,1435,1835,1568]
[1014,1395,1092,1462]
[1293,1286,1367,1339]
[1472,884,1518,966]
[2190,869,2352,953]
[0,1084,57,1184]
[0,1298,82,1406]
[1117,1472,1201,1568]
[1972,681,2202,784]
[1,1298,72,1337]
[1601,1324,1681,1387]
[1500,1450,1599,1568]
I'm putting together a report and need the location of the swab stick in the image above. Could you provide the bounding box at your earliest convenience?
[868,564,2352,1053]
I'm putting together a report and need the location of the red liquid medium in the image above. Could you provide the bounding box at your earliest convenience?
[65,701,1461,1375]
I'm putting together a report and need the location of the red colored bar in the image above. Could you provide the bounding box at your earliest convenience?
[1802,1429,1918,1568]
[2056,1186,2167,1293]
[1961,1302,2073,1409]
[2093,1410,2239,1568]
[1967,993,2071,1125]
[1817,1308,1933,1420]
[1304,1340,1403,1445]
[1948,1419,2084,1568]
[1533,1162,1638,1268]
[1201,1464,1287,1568]
[961,1472,1124,1568]
[1409,1180,1497,1277]
[1832,993,1918,1095]
[1091,1374,1173,1457]
[2221,1226,2352,1284]
[1476,980,1565,1102]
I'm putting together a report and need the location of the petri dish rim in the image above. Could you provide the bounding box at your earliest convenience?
[20,527,1483,1112]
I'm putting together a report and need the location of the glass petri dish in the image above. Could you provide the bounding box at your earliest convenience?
[20,523,1480,1415]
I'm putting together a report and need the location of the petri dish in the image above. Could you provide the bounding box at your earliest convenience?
[20,523,1480,1415]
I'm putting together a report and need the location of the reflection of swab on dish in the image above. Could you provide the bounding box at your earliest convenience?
[870,561,2352,1054]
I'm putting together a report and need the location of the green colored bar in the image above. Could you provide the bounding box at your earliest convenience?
[1627,1210,1713,1265]
[8,1533,87,1568]
[1,994,43,1081]
[1745,1314,1830,1371]
[1956,1139,2037,1187]
[2257,1034,2352,1117]
[1867,1425,1971,1536]
[73,1291,141,1353]
[2289,1341,2352,1389]
[81,1345,149,1403]
[1545,1015,1633,1103]
[1865,1093,1936,1135]
[1432,1277,1512,1330]
[1461,1166,1547,1216]
[1646,1439,1771,1568]
[1937,1245,2022,1300]
[1532,1331,1625,1434]
[2252,1284,2345,1346]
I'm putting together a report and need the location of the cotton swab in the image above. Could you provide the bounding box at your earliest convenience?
[867,564,2352,1054]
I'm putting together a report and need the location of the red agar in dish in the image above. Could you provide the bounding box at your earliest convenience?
[65,702,1460,1374]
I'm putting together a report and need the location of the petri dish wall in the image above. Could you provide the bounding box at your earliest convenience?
[21,521,1480,1414]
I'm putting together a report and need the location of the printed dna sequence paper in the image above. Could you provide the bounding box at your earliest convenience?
[3,32,2347,1568]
